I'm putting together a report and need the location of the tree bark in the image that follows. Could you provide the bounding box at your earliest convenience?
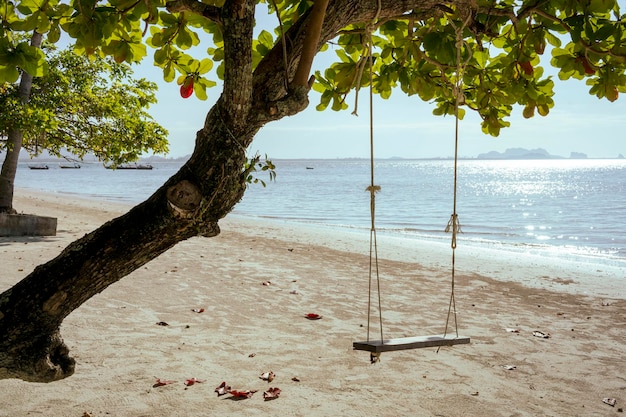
[0,32,43,213]
[0,0,469,382]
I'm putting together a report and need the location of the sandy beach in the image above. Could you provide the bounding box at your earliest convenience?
[1,189,625,416]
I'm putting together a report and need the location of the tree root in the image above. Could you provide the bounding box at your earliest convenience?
[0,331,75,382]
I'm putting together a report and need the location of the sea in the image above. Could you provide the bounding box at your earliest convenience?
[15,158,626,269]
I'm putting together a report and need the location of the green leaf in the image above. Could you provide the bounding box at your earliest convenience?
[258,30,274,49]
[175,27,195,49]
[48,24,61,43]
[163,62,176,82]
[0,65,20,83]
[197,58,213,74]
[194,79,208,100]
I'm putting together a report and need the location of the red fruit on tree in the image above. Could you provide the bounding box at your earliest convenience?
[180,77,194,98]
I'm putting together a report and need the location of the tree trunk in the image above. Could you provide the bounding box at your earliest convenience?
[0,32,43,214]
[0,0,466,382]
[0,129,24,214]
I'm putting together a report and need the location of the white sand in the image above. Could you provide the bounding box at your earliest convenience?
[1,189,624,416]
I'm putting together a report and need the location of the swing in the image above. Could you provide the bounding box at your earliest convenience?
[353,11,470,357]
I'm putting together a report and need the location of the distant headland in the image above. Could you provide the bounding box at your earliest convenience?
[476,148,624,160]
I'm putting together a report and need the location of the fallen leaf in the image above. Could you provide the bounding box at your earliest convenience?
[305,313,322,320]
[215,381,231,396]
[263,387,281,401]
[156,321,169,326]
[603,398,617,407]
[184,378,205,386]
[229,390,257,399]
[153,378,176,388]
[291,377,300,382]
[191,308,205,313]
[260,371,275,382]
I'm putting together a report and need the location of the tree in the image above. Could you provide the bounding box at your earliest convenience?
[1,0,625,382]
[0,41,169,213]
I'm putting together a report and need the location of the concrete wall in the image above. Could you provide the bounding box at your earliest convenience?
[0,214,57,236]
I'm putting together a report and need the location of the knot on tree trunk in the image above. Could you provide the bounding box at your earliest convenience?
[166,180,202,219]
[258,83,311,122]
[1,331,75,382]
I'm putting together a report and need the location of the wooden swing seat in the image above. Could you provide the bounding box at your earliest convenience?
[353,334,470,353]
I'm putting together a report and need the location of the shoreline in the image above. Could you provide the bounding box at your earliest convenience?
[9,187,626,300]
[225,214,626,300]
[1,189,625,416]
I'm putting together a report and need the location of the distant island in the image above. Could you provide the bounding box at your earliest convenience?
[476,148,588,160]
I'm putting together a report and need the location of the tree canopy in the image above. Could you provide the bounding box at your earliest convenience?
[0,44,168,164]
[2,0,626,136]
[1,0,626,383]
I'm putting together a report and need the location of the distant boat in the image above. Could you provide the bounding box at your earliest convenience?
[28,164,49,170]
[306,167,314,170]
[59,162,81,169]
[105,163,153,170]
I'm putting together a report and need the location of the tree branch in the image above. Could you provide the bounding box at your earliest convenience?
[292,0,330,87]
[250,0,468,123]
[165,0,222,23]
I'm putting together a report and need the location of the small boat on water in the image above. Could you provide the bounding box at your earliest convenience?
[59,162,81,169]
[28,164,49,170]
[105,163,153,170]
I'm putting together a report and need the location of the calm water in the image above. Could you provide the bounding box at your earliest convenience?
[15,158,626,267]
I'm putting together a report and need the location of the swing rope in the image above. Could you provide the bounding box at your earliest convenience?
[355,6,471,358]
[442,15,472,340]
[364,0,383,346]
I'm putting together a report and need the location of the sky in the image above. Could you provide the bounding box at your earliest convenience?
[137,9,626,161]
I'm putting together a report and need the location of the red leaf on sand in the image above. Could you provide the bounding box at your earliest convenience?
[229,390,257,399]
[191,308,205,313]
[263,387,281,401]
[184,378,205,386]
[215,381,231,396]
[153,378,176,388]
[305,313,322,320]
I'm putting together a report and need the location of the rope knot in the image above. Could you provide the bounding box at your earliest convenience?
[445,213,462,249]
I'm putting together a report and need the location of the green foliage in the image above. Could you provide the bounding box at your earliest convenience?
[1,0,626,137]
[0,45,169,164]
[314,1,625,136]
[244,154,276,187]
